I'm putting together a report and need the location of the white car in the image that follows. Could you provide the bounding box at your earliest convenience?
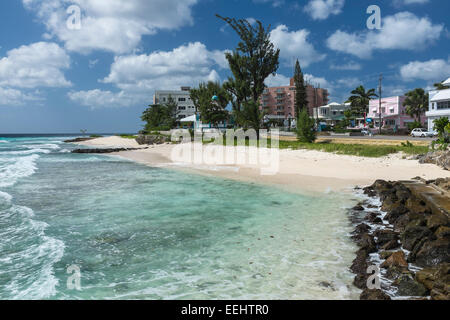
[410,128,434,137]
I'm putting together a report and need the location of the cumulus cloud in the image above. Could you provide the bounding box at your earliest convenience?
[304,0,345,20]
[0,42,71,88]
[326,12,443,58]
[253,0,285,8]
[400,58,450,82]
[22,0,198,54]
[270,25,325,67]
[0,87,42,106]
[393,0,429,6]
[69,42,227,108]
[330,62,361,70]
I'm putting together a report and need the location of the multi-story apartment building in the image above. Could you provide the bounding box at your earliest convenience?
[153,87,196,119]
[260,78,329,120]
[426,77,450,132]
[366,96,426,130]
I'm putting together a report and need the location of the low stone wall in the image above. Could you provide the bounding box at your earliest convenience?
[350,179,449,300]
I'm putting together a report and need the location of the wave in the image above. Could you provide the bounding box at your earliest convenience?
[0,140,9,144]
[0,205,65,299]
[3,149,52,155]
[0,154,39,187]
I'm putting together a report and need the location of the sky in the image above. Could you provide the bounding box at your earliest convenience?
[0,0,449,133]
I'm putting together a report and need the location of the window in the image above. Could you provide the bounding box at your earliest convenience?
[178,97,186,102]
[385,119,396,126]
[178,106,186,110]
[437,101,450,110]
[389,108,395,114]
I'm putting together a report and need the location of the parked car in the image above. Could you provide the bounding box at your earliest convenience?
[410,128,434,137]
[361,129,373,136]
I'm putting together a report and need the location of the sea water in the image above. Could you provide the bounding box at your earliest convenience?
[0,136,360,300]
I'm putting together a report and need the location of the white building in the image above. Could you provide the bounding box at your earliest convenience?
[313,102,351,125]
[426,77,450,132]
[153,87,196,119]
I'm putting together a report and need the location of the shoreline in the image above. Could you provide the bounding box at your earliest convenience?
[75,136,450,196]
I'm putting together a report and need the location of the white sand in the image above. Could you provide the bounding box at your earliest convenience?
[75,136,450,195]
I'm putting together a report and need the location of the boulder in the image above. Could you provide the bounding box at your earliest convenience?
[435,226,450,239]
[135,134,170,145]
[405,198,429,214]
[379,251,394,260]
[374,229,399,246]
[415,239,450,267]
[426,211,449,231]
[352,204,364,211]
[401,226,433,251]
[394,274,429,297]
[385,204,409,224]
[357,234,377,253]
[393,212,427,233]
[416,267,438,290]
[366,212,383,224]
[381,239,400,250]
[381,251,408,269]
[360,289,391,300]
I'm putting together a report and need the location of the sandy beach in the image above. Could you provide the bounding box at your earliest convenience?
[76,136,450,195]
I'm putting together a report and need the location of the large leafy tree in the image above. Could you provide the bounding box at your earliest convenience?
[347,85,378,117]
[216,15,280,139]
[293,59,308,117]
[403,88,429,123]
[141,95,179,131]
[190,81,230,128]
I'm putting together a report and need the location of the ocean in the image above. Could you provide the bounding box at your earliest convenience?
[0,135,360,299]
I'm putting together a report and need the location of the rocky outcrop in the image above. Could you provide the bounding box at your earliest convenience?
[350,179,450,300]
[135,134,170,145]
[419,151,450,170]
[72,147,147,154]
[64,137,97,143]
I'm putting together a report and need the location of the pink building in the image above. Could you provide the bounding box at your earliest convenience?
[260,78,329,120]
[367,96,426,130]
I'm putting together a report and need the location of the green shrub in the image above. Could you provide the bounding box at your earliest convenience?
[296,109,316,143]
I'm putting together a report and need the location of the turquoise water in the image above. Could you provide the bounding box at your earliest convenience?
[0,136,360,300]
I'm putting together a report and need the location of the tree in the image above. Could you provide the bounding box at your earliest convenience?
[141,96,179,131]
[216,15,280,139]
[297,109,316,143]
[433,117,449,139]
[293,59,308,117]
[433,80,450,90]
[403,88,428,123]
[347,85,378,117]
[190,82,230,128]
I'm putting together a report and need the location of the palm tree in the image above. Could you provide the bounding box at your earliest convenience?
[403,88,429,123]
[347,85,378,117]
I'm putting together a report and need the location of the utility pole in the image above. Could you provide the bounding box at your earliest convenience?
[378,74,383,135]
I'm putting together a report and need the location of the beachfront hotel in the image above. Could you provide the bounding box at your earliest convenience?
[153,87,196,120]
[426,77,450,132]
[312,102,351,126]
[366,96,426,130]
[259,77,329,121]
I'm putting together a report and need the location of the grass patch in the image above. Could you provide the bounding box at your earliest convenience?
[206,136,428,157]
[117,134,137,139]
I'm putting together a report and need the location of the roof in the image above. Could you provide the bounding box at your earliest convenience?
[430,89,450,102]
[179,114,196,122]
[443,77,450,85]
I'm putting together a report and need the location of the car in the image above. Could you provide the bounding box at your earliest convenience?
[361,129,373,136]
[410,128,434,138]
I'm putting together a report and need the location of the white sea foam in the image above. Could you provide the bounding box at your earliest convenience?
[4,149,52,155]
[0,140,9,144]
[0,191,12,203]
[0,154,39,187]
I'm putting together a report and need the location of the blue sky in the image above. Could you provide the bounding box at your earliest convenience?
[0,0,449,133]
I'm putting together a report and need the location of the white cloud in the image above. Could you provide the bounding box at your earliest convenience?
[0,42,71,88]
[326,12,443,58]
[69,42,227,108]
[304,74,330,88]
[394,0,429,5]
[270,25,325,67]
[264,74,291,87]
[400,58,450,82]
[0,87,42,106]
[23,0,198,54]
[304,0,345,20]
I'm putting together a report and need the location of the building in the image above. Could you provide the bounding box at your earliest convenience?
[153,87,196,119]
[426,77,450,132]
[313,102,351,125]
[366,96,426,130]
[259,77,329,121]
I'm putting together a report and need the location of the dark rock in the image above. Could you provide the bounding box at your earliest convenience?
[415,239,450,267]
[353,223,371,235]
[393,212,427,233]
[357,234,377,253]
[366,212,383,223]
[426,211,449,231]
[394,274,429,297]
[385,204,409,224]
[405,198,429,214]
[401,226,433,251]
[72,147,146,154]
[360,289,391,300]
[64,137,96,143]
[379,251,394,260]
[385,265,410,281]
[352,205,364,211]
[435,226,450,239]
[374,229,399,246]
[381,239,400,250]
